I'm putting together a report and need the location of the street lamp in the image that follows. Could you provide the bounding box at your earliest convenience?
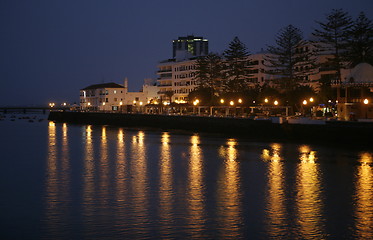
[230,101,234,106]
[309,97,314,103]
[220,99,224,104]
[238,98,243,104]
[264,98,269,103]
[274,100,279,106]
[303,100,307,105]
[364,98,369,119]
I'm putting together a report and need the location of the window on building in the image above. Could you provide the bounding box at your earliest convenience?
[114,98,117,102]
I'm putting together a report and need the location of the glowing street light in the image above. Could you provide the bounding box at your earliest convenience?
[87,102,91,106]
[49,102,55,108]
[230,100,234,106]
[274,100,279,106]
[238,98,243,104]
[103,102,105,106]
[220,99,225,104]
[264,98,269,103]
[303,100,307,105]
[364,98,369,105]
[120,101,123,106]
[139,101,143,106]
[309,97,314,103]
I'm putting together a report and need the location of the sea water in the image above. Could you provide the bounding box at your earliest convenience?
[0,114,372,239]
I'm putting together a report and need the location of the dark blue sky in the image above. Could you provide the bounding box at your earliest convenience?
[1,0,372,106]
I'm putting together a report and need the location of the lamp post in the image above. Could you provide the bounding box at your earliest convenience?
[302,100,307,116]
[364,98,369,119]
[193,99,199,115]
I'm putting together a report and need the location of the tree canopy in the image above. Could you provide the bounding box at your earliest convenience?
[266,25,316,91]
[312,9,353,80]
[223,37,252,92]
[345,12,373,67]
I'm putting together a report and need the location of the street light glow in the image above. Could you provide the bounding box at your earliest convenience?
[309,97,314,103]
[238,98,242,103]
[364,98,369,104]
[264,98,269,103]
[274,100,279,106]
[220,99,224,104]
[230,101,234,106]
[303,100,307,105]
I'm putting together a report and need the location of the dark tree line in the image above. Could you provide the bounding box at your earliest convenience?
[191,9,373,106]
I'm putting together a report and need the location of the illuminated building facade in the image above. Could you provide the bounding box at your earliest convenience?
[80,82,125,111]
[172,35,208,58]
[332,63,373,120]
[157,35,208,103]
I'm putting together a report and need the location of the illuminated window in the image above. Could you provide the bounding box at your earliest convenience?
[114,90,117,94]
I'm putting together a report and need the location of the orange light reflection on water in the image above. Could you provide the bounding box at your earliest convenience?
[130,131,149,235]
[354,152,373,239]
[158,132,173,236]
[217,139,242,238]
[187,135,205,237]
[263,143,287,237]
[296,145,325,239]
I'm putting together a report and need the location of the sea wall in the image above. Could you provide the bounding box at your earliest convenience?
[48,111,373,146]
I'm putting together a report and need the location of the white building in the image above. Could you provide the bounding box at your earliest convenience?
[123,79,159,106]
[80,79,159,112]
[157,57,198,103]
[80,82,125,111]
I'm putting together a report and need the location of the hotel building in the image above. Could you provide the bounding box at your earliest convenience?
[157,35,208,103]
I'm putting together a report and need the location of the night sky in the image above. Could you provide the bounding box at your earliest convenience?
[1,0,372,106]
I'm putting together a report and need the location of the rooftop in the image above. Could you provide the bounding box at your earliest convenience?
[81,82,124,90]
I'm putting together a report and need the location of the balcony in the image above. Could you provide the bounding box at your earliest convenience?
[158,83,173,87]
[157,69,172,73]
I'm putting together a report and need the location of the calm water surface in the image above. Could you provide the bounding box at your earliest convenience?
[0,115,372,239]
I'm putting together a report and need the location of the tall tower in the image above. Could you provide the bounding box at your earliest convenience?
[172,35,208,58]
